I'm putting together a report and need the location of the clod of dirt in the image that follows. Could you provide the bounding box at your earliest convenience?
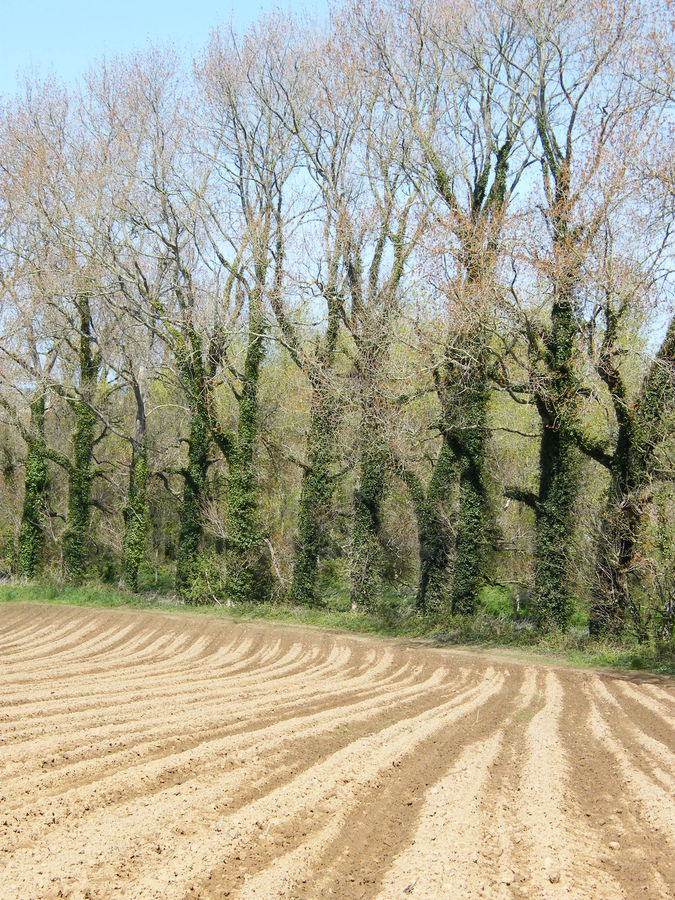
[545,856,561,884]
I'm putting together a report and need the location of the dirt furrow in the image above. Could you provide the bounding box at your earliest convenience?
[643,682,675,708]
[590,676,675,789]
[587,693,675,843]
[370,668,539,899]
[0,641,342,730]
[0,603,672,900]
[1,664,452,808]
[0,669,495,897]
[0,650,433,776]
[190,668,518,898]
[130,670,505,898]
[1,652,451,817]
[561,675,675,897]
[607,680,675,745]
[502,671,626,898]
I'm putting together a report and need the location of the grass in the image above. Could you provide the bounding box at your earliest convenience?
[0,578,672,676]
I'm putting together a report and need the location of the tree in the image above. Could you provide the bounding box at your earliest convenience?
[254,21,355,606]
[504,0,662,627]
[360,0,536,613]
[197,20,297,601]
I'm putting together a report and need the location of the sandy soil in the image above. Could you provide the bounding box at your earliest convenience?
[0,603,673,899]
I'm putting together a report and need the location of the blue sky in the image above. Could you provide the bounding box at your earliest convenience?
[0,0,328,98]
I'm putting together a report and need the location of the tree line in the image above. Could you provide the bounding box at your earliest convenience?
[0,0,673,641]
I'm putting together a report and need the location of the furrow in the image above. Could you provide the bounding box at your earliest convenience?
[0,670,492,897]
[370,668,539,900]
[590,676,675,789]
[1,660,447,798]
[507,671,626,898]
[127,668,505,899]
[587,692,675,842]
[616,681,675,728]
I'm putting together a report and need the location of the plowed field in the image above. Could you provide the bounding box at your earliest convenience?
[1,603,673,899]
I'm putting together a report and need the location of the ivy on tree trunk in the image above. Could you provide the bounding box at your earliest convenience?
[225,287,270,603]
[17,393,48,579]
[590,315,675,635]
[532,284,580,629]
[451,374,490,615]
[63,297,98,583]
[122,443,149,591]
[122,373,150,591]
[290,381,339,607]
[398,438,456,617]
[350,441,387,609]
[175,404,211,598]
[288,284,343,608]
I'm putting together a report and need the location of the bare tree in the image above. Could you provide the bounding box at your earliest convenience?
[358,0,536,613]
[502,0,666,627]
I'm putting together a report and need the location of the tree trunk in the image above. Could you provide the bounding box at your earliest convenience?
[351,379,386,608]
[122,375,149,592]
[420,137,510,617]
[63,298,97,582]
[173,325,223,602]
[590,315,675,635]
[226,291,270,603]
[350,441,386,609]
[350,331,392,610]
[533,292,580,629]
[17,393,48,579]
[451,372,490,615]
[122,442,149,591]
[400,438,456,616]
[290,380,339,606]
[534,420,578,627]
[175,407,211,598]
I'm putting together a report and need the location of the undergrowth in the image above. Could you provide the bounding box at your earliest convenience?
[0,579,672,675]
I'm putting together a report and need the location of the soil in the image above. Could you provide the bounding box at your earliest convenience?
[0,602,673,899]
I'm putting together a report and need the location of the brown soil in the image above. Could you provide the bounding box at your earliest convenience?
[0,603,673,899]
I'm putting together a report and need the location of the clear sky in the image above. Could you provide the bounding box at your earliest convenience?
[0,0,328,98]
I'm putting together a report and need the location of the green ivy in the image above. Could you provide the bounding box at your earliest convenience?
[175,408,210,598]
[225,299,271,604]
[415,439,456,616]
[530,272,582,630]
[350,444,387,609]
[63,299,98,583]
[534,421,578,628]
[62,402,96,581]
[17,395,48,579]
[290,387,339,607]
[591,317,675,635]
[122,446,149,591]
[451,376,490,615]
